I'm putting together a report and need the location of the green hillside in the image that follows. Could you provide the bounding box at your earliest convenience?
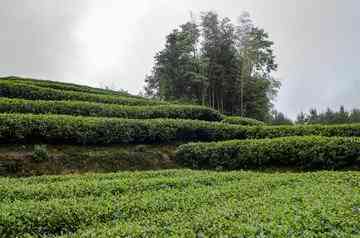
[1,76,139,98]
[0,77,359,173]
[0,77,359,237]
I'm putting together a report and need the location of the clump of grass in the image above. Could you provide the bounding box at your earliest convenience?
[32,145,49,162]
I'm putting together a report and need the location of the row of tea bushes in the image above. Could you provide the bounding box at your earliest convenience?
[0,76,137,98]
[1,113,360,145]
[0,170,359,237]
[176,136,360,169]
[0,81,165,106]
[0,98,223,121]
[222,116,265,126]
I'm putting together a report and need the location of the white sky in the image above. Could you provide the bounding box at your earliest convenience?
[1,0,359,119]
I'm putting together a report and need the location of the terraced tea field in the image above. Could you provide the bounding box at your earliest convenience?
[0,77,359,237]
[1,170,360,237]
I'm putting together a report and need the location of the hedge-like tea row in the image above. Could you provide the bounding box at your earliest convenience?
[1,113,360,145]
[0,98,223,121]
[0,76,138,98]
[176,136,360,169]
[222,116,265,126]
[0,113,235,145]
[0,171,359,237]
[0,81,165,106]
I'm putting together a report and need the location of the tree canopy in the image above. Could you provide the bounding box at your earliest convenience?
[296,106,360,124]
[145,11,280,121]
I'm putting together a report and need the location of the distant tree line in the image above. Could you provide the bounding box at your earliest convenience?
[270,110,293,125]
[144,11,280,121]
[296,106,360,124]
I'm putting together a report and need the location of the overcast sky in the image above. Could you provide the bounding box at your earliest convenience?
[0,0,359,118]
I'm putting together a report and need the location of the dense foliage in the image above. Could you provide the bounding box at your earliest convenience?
[0,170,359,237]
[222,116,265,126]
[176,136,360,170]
[0,76,137,98]
[2,113,360,145]
[145,11,280,121]
[0,81,165,106]
[31,144,49,162]
[0,98,223,121]
[297,105,360,125]
[0,75,359,237]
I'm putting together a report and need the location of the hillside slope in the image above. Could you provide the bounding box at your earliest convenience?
[0,76,359,176]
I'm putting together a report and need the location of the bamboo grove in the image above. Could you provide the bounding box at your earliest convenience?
[144,11,280,121]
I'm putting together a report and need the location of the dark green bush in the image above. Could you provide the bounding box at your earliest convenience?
[176,136,360,170]
[1,113,360,146]
[0,98,223,121]
[0,113,242,145]
[222,116,265,126]
[0,81,165,106]
[32,145,49,162]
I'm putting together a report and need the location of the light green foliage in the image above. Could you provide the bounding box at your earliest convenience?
[0,97,223,121]
[176,136,360,170]
[0,75,359,237]
[222,116,265,126]
[0,170,359,237]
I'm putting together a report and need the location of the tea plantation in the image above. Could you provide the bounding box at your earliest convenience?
[0,76,359,237]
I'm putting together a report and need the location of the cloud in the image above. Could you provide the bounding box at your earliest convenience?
[0,1,86,79]
[0,0,359,118]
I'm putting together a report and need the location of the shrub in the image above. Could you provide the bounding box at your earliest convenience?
[32,145,49,162]
[0,113,241,145]
[0,81,165,106]
[0,98,223,121]
[1,76,138,98]
[0,170,358,237]
[1,113,360,146]
[176,136,360,170]
[222,116,265,126]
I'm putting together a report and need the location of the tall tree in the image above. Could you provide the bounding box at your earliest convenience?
[145,11,280,120]
[200,11,240,113]
[144,22,201,102]
[235,12,279,120]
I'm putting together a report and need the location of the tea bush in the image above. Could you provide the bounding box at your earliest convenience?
[0,170,359,237]
[32,144,49,162]
[0,81,165,106]
[1,113,360,145]
[0,76,137,98]
[0,98,223,121]
[176,136,360,169]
